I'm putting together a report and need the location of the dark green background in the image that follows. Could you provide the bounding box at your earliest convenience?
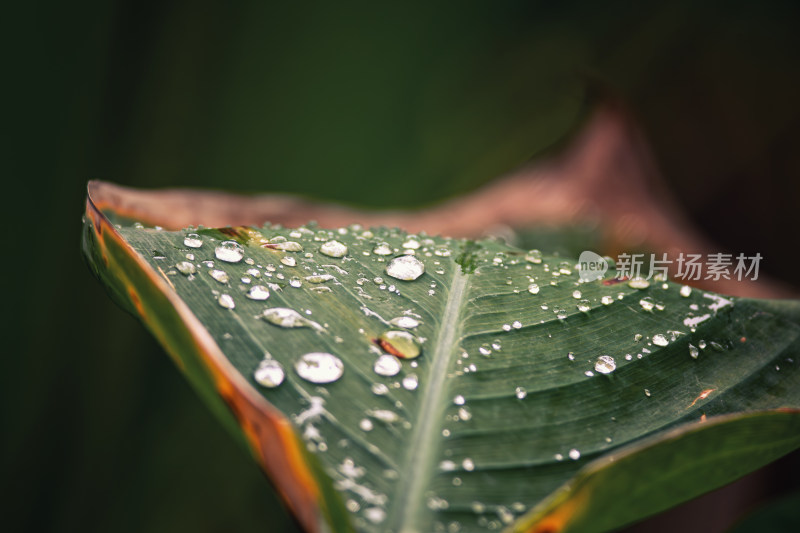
[5,1,799,531]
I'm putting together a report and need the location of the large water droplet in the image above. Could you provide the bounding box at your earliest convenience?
[594,355,616,374]
[569,448,581,460]
[577,299,591,313]
[377,330,421,359]
[183,233,203,248]
[680,285,693,297]
[215,240,244,263]
[295,352,344,383]
[515,387,527,399]
[386,255,425,281]
[246,285,270,300]
[320,240,348,258]
[601,295,614,305]
[374,354,402,377]
[652,334,669,346]
[254,359,285,388]
[527,283,540,295]
[280,256,297,267]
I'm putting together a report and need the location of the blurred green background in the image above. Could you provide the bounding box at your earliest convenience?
[5,1,799,531]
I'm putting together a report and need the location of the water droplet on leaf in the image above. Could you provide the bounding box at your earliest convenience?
[262,307,318,329]
[246,285,270,300]
[320,240,348,258]
[373,243,393,255]
[377,330,421,359]
[183,233,203,248]
[652,334,669,346]
[386,255,425,281]
[215,240,244,263]
[175,261,196,275]
[295,352,344,383]
[402,374,419,390]
[218,294,235,309]
[389,316,420,329]
[639,297,655,311]
[273,241,303,252]
[373,354,402,377]
[305,274,334,284]
[525,250,543,264]
[595,355,616,374]
[689,343,700,359]
[209,269,229,284]
[254,359,285,388]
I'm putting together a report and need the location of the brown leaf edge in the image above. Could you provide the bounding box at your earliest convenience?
[83,103,797,300]
[84,186,353,533]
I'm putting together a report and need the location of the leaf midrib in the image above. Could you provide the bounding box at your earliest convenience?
[389,269,469,532]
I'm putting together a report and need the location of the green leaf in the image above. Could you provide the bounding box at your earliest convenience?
[83,186,800,533]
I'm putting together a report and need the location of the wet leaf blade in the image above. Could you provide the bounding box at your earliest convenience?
[514,409,800,533]
[83,184,800,533]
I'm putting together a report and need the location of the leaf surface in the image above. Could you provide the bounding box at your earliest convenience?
[83,184,800,533]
